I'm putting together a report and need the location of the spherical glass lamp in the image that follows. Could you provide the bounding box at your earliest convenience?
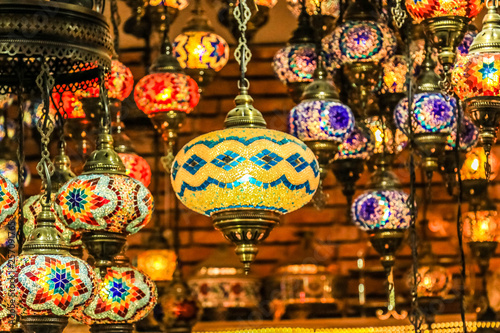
[446,116,478,152]
[72,264,157,332]
[464,202,500,243]
[137,249,177,282]
[0,159,31,187]
[172,94,319,272]
[173,5,229,88]
[118,152,152,187]
[452,7,500,157]
[135,73,199,116]
[405,0,483,23]
[381,55,408,95]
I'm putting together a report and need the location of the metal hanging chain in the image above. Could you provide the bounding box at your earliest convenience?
[392,0,406,28]
[35,63,55,206]
[99,67,111,134]
[110,0,121,54]
[16,64,26,252]
[454,100,468,333]
[406,27,423,333]
[233,0,252,91]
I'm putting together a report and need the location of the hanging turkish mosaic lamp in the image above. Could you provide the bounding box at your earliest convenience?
[464,194,499,320]
[218,0,277,43]
[135,24,200,172]
[273,1,318,103]
[136,229,177,282]
[351,156,411,319]
[439,116,478,197]
[154,264,200,333]
[72,250,157,333]
[23,143,84,258]
[323,0,397,117]
[379,54,409,116]
[55,89,155,271]
[460,146,500,202]
[289,55,355,209]
[405,0,484,75]
[332,124,373,207]
[394,44,457,178]
[452,3,500,166]
[171,0,319,273]
[174,0,230,89]
[286,0,340,34]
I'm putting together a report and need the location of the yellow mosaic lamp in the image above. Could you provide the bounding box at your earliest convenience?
[171,0,319,274]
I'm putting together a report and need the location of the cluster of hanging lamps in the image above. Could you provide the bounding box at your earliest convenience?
[173,0,230,89]
[171,0,319,273]
[452,3,500,163]
[273,1,318,103]
[404,0,484,75]
[394,44,457,179]
[323,0,396,117]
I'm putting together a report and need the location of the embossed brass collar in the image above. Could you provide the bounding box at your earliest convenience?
[224,90,267,128]
[83,133,126,175]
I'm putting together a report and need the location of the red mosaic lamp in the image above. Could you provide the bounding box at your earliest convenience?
[405,0,484,74]
[452,3,500,163]
[55,91,155,271]
[135,24,200,172]
[71,251,157,333]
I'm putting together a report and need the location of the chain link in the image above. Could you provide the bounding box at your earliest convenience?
[233,0,252,90]
[391,0,407,28]
[35,63,55,202]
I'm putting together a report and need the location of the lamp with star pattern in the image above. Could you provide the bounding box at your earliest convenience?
[452,2,500,168]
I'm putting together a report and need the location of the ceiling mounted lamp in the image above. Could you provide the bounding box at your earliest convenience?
[452,4,500,167]
[460,146,500,202]
[464,195,499,320]
[173,0,230,89]
[405,0,484,77]
[23,145,84,258]
[323,0,397,118]
[351,160,411,320]
[154,265,201,333]
[440,116,478,197]
[135,26,200,172]
[274,1,318,104]
[0,205,97,333]
[332,124,373,207]
[55,93,155,271]
[218,0,277,43]
[289,57,355,209]
[171,0,319,273]
[394,45,457,179]
[72,251,158,333]
[286,0,340,34]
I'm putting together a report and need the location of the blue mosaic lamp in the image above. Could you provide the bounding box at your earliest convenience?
[394,44,456,177]
[331,125,373,206]
[351,157,411,319]
[273,0,318,103]
[323,0,397,117]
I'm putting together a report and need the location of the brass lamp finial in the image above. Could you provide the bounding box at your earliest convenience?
[83,133,126,175]
[224,91,267,129]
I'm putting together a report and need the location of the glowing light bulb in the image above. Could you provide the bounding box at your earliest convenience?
[471,158,479,171]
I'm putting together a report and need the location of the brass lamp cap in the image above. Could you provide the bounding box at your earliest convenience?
[224,92,267,128]
[83,133,126,175]
[369,156,401,190]
[416,48,440,93]
[469,5,500,54]
[344,0,378,21]
[302,65,340,101]
[182,8,214,32]
[23,205,70,255]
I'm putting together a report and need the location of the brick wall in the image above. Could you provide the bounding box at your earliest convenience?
[20,44,500,315]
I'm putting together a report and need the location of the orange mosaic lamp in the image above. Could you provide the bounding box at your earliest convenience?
[452,3,500,161]
[135,27,200,172]
[460,147,499,200]
[405,0,484,73]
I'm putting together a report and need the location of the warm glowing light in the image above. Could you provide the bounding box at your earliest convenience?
[137,249,177,282]
[461,147,499,180]
[464,209,500,242]
[405,0,484,23]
